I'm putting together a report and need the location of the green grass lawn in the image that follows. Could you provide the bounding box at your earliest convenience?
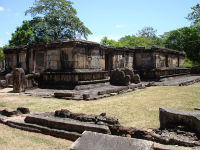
[0,83,200,149]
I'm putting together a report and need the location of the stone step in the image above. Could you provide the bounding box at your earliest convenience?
[6,119,81,141]
[24,113,111,134]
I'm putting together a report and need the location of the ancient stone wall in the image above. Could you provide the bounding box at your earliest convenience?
[134,47,185,70]
[18,52,27,70]
[3,40,186,83]
[46,50,61,70]
[5,53,17,70]
[155,53,180,68]
[72,47,105,70]
[112,52,133,70]
[134,51,155,70]
[179,56,185,67]
[29,44,106,73]
[4,47,27,72]
[168,54,178,68]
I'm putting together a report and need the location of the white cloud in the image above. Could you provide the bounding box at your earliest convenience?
[88,35,123,43]
[0,39,7,47]
[0,41,3,47]
[115,24,126,29]
[5,32,10,36]
[14,12,20,17]
[0,6,5,12]
[7,8,11,12]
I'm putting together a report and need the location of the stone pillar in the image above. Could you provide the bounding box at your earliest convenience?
[13,68,25,93]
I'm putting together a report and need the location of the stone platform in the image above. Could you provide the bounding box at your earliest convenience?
[136,67,190,80]
[24,82,144,100]
[141,74,200,87]
[155,74,200,86]
[39,71,109,89]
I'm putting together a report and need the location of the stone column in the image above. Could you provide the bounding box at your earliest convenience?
[13,68,25,93]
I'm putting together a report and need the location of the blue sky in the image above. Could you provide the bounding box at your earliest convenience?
[0,0,199,47]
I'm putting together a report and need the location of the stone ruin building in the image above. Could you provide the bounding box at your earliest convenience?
[2,39,189,90]
[1,39,200,149]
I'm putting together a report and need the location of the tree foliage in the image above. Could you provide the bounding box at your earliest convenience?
[101,26,164,49]
[9,0,92,46]
[101,37,122,47]
[101,35,164,48]
[101,27,164,48]
[137,27,157,39]
[25,0,92,41]
[164,26,200,63]
[9,21,35,46]
[187,3,200,24]
[0,47,5,61]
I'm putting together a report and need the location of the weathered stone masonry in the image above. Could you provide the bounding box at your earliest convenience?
[134,46,188,79]
[3,39,189,89]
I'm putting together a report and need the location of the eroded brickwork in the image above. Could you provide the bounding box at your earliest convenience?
[3,39,188,88]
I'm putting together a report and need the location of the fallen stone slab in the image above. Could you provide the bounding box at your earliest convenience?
[6,119,81,141]
[25,113,111,134]
[70,131,192,150]
[194,107,200,111]
[159,107,200,133]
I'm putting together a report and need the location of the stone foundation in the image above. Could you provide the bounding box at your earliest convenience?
[39,71,108,89]
[136,67,190,79]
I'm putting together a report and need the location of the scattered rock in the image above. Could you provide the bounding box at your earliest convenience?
[110,69,129,86]
[82,94,90,100]
[132,74,141,84]
[110,93,117,96]
[110,68,141,86]
[0,80,7,88]
[55,109,119,126]
[146,82,156,87]
[100,113,106,117]
[54,92,75,98]
[0,109,19,117]
[17,107,30,114]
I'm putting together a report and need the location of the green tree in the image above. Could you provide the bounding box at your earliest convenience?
[101,35,164,49]
[0,47,5,61]
[137,27,157,39]
[25,0,92,42]
[187,3,200,24]
[9,20,35,46]
[119,35,154,48]
[100,37,122,47]
[165,26,200,63]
